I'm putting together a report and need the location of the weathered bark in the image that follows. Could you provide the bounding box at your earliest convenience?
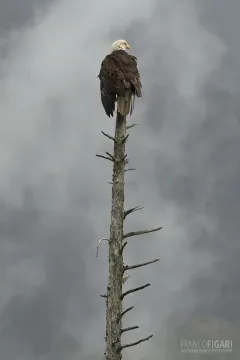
[105,112,126,360]
[98,111,162,359]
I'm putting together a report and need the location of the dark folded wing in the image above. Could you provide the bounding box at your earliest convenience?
[100,86,116,117]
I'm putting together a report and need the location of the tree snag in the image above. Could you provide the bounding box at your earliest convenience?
[105,112,126,360]
[97,111,162,360]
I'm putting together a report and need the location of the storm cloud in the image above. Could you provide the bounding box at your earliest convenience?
[0,0,239,359]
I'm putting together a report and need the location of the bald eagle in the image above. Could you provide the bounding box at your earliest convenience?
[98,40,142,117]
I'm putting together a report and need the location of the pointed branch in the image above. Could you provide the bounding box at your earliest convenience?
[108,182,113,185]
[105,152,116,162]
[96,237,109,257]
[120,335,153,351]
[121,326,139,334]
[120,241,127,255]
[96,154,113,162]
[100,294,108,298]
[121,283,150,299]
[124,168,136,172]
[124,206,144,219]
[123,226,163,239]
[124,258,160,271]
[117,306,134,323]
[122,134,129,144]
[101,131,115,142]
[126,123,139,130]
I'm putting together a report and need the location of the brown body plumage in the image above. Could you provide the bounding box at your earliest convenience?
[98,47,142,117]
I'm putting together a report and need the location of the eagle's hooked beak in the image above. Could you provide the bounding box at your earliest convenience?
[125,43,130,49]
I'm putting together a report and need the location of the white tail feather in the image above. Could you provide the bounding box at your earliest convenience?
[117,89,132,116]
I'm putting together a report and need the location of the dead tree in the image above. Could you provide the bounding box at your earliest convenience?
[96,112,162,360]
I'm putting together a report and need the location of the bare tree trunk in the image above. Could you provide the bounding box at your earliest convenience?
[97,113,162,360]
[106,112,126,360]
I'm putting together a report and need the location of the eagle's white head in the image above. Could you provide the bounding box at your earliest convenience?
[111,39,130,52]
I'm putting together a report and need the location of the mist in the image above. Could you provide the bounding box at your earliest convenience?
[0,0,239,359]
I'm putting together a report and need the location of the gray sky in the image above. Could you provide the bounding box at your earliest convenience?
[0,0,239,359]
